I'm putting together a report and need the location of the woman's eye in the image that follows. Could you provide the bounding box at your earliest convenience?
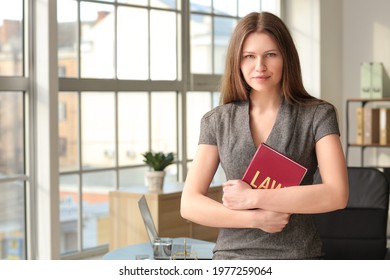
[244,55,255,59]
[266,53,276,57]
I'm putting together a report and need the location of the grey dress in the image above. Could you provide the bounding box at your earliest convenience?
[198,97,340,259]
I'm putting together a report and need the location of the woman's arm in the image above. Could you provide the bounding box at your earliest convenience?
[222,134,349,214]
[180,144,291,232]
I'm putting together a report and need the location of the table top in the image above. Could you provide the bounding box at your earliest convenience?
[102,237,215,260]
[111,183,222,195]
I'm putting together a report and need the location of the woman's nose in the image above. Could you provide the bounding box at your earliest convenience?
[255,58,267,72]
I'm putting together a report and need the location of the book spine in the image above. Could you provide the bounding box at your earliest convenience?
[363,107,380,144]
[363,107,372,144]
[372,108,380,144]
[380,108,390,145]
[356,107,364,144]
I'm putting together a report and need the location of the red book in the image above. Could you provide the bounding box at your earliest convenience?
[242,143,307,189]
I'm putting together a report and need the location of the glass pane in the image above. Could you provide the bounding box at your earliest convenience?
[0,0,23,76]
[164,164,178,184]
[0,92,24,176]
[213,0,237,16]
[118,0,147,6]
[119,166,149,188]
[239,0,261,17]
[0,181,26,260]
[150,10,177,80]
[190,14,212,74]
[214,17,236,74]
[117,7,148,80]
[59,92,79,172]
[151,92,177,153]
[59,174,79,255]
[81,92,115,169]
[186,92,212,159]
[214,164,226,183]
[212,91,220,107]
[80,2,115,78]
[151,0,176,9]
[262,0,278,15]
[118,92,149,166]
[82,171,114,250]
[190,0,211,13]
[57,0,78,78]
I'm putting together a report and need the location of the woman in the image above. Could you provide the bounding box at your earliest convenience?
[180,12,348,259]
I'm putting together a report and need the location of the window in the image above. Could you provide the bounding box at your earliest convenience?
[0,0,23,77]
[57,0,279,258]
[1,0,280,260]
[0,0,29,260]
[190,0,279,75]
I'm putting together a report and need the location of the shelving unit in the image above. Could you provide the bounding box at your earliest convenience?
[346,98,390,167]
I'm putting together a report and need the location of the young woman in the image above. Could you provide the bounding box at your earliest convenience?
[181,12,348,259]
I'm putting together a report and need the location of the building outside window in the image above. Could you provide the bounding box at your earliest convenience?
[0,0,28,260]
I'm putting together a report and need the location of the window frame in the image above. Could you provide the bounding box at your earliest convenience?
[0,0,281,260]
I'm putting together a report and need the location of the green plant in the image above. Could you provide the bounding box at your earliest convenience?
[142,151,174,171]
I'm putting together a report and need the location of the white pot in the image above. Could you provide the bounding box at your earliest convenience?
[145,171,166,192]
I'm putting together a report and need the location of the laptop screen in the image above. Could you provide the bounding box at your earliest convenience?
[137,195,214,260]
[138,195,159,244]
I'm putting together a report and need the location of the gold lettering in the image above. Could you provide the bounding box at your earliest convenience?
[273,183,282,189]
[249,171,283,189]
[250,171,260,189]
[260,177,271,189]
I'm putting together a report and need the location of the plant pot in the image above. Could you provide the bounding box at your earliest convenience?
[145,171,166,192]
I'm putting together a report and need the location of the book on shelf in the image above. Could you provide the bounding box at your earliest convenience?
[356,107,364,144]
[380,108,390,145]
[241,143,307,189]
[363,107,380,144]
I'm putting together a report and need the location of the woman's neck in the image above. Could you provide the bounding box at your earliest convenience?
[249,90,282,113]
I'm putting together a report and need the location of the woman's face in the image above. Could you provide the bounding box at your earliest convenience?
[240,32,283,95]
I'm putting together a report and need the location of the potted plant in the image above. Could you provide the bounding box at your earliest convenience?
[142,151,174,192]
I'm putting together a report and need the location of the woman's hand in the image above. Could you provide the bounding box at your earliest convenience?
[222,180,291,232]
[222,179,255,210]
[252,209,291,233]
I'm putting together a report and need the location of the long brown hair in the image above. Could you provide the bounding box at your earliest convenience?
[220,12,318,105]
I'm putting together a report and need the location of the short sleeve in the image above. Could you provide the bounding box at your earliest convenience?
[198,110,217,145]
[313,103,340,142]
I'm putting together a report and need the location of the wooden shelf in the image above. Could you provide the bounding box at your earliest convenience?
[346,98,390,166]
[347,98,390,102]
[348,144,390,147]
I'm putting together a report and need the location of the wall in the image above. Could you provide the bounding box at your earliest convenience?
[284,0,390,166]
[343,0,390,166]
[283,0,342,113]
[283,0,320,99]
[343,0,390,101]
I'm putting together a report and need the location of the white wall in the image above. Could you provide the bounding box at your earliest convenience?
[343,0,390,166]
[343,0,390,101]
[284,0,390,166]
[283,0,320,99]
[283,0,342,115]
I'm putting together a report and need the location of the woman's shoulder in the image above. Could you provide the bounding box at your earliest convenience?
[295,98,337,114]
[202,101,249,120]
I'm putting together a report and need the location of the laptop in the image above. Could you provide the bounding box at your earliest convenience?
[137,195,214,260]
